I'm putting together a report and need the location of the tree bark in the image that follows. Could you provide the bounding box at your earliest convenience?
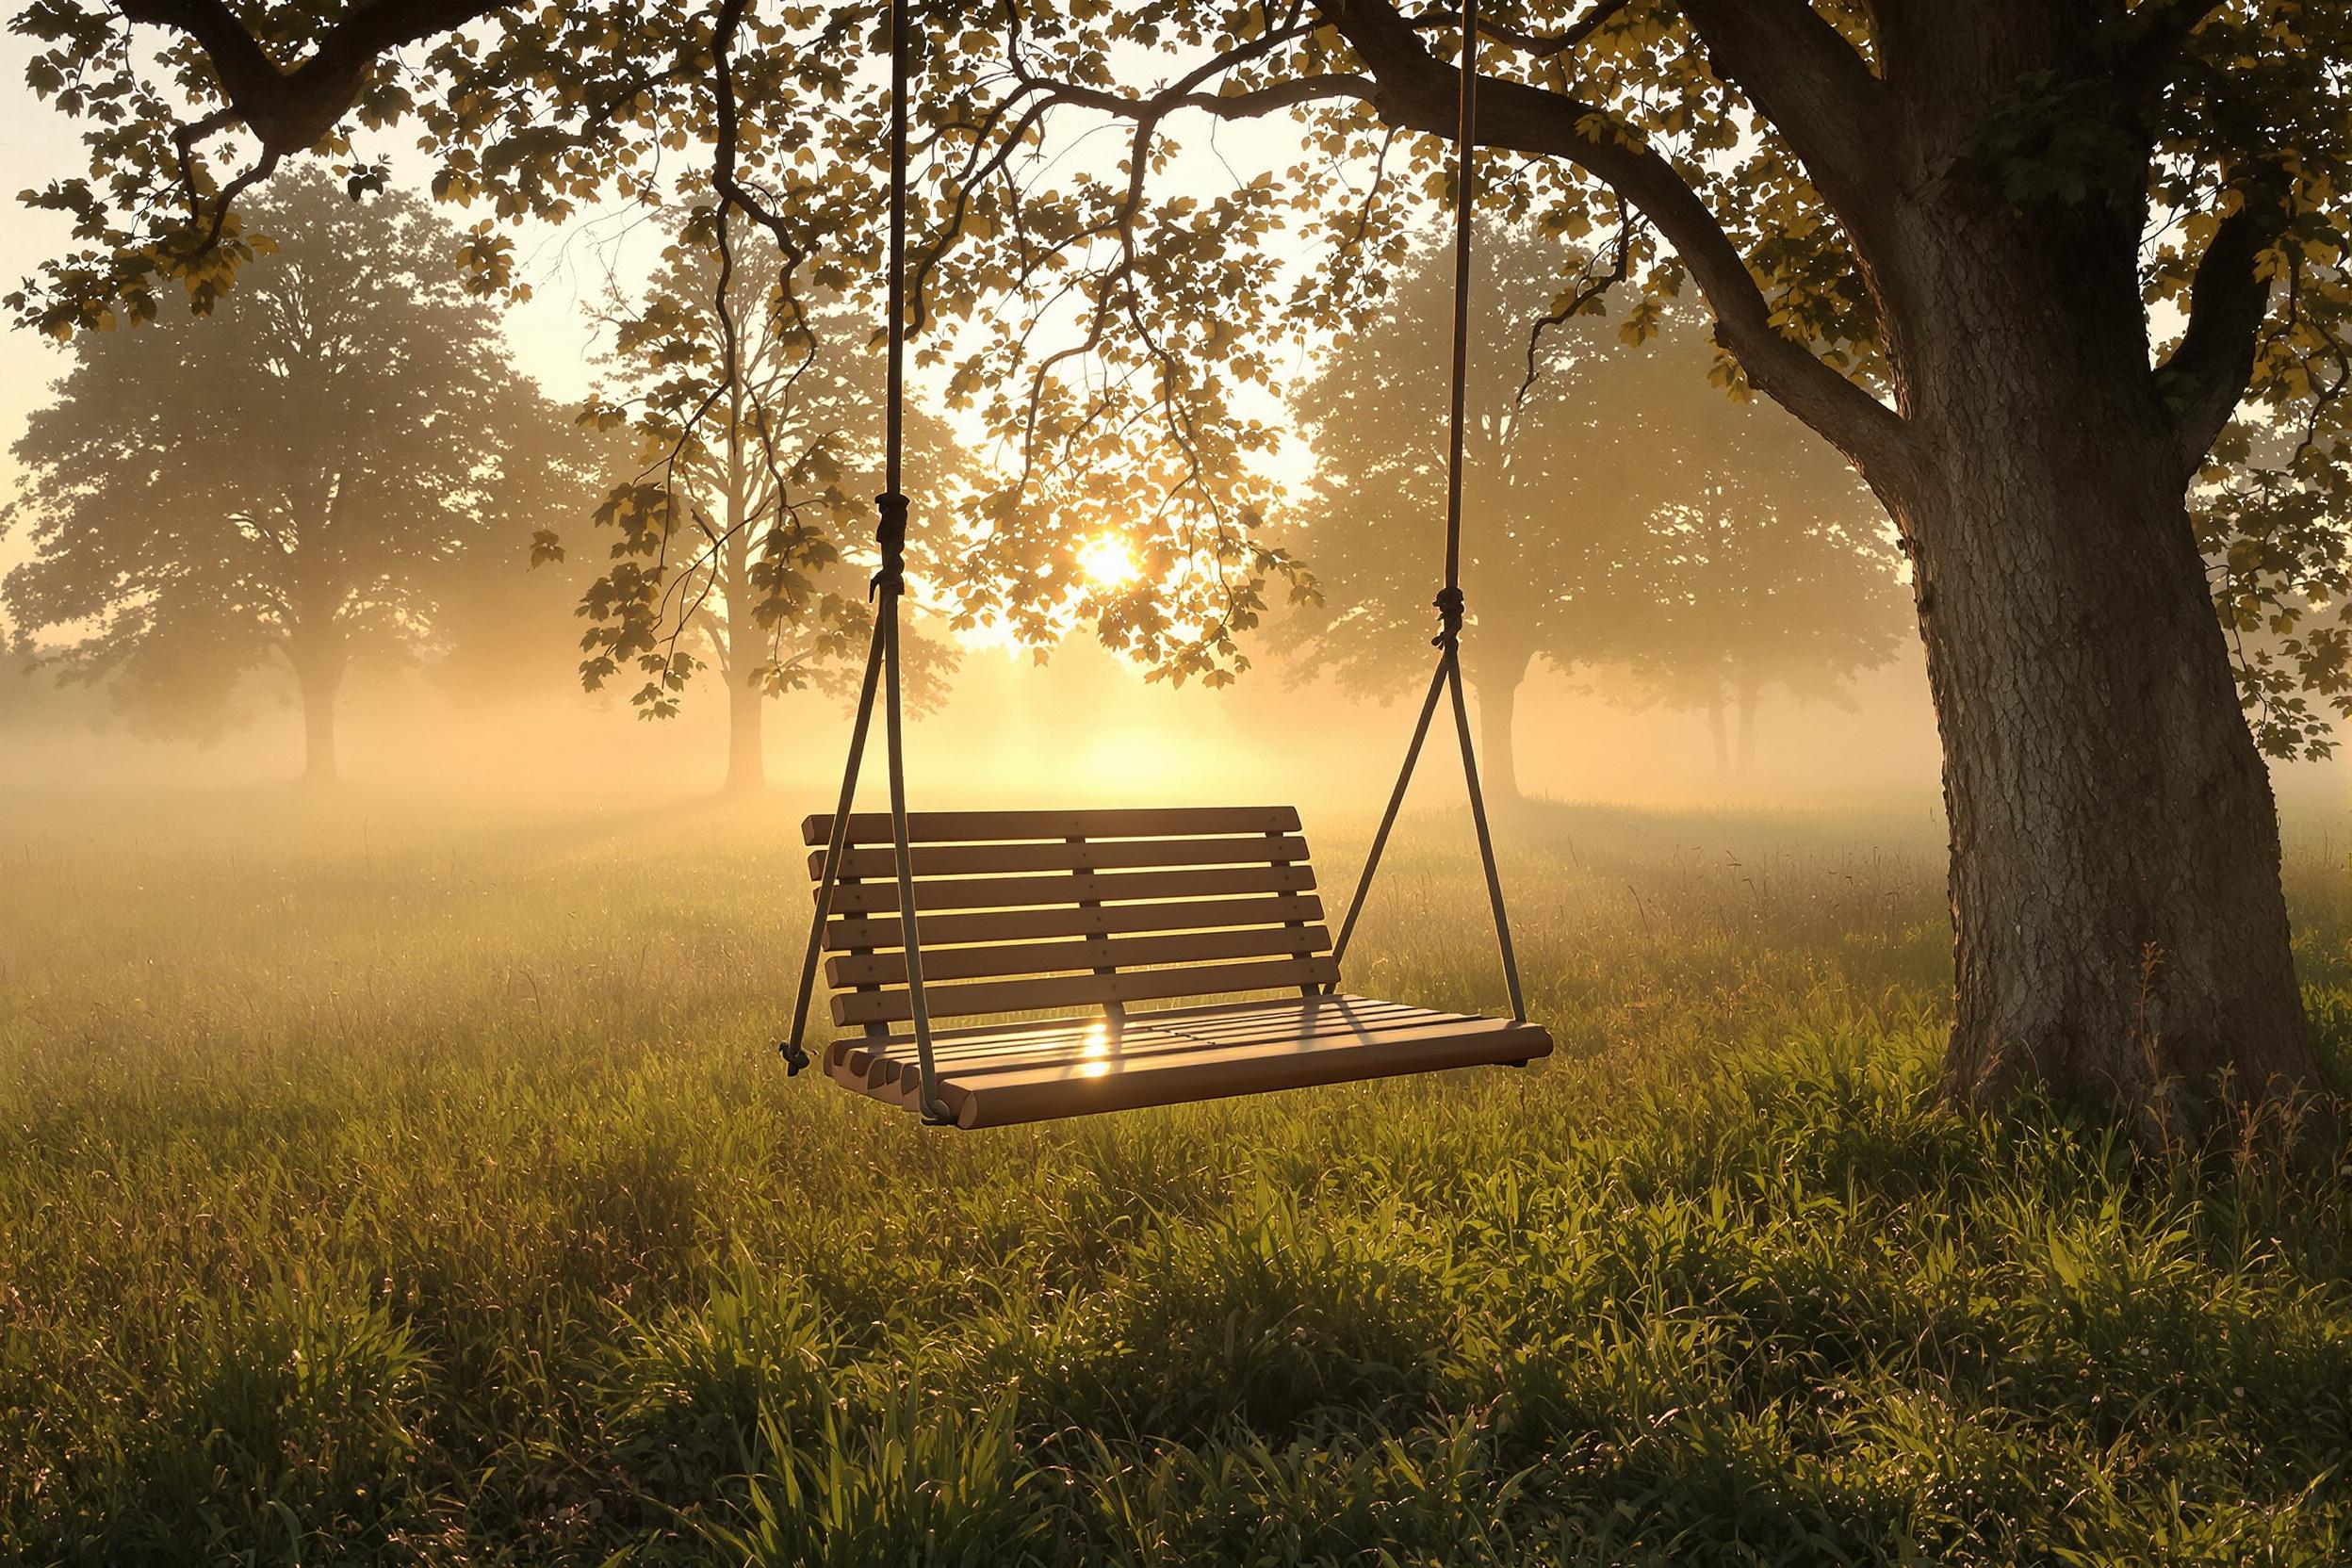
[716,402,766,796]
[1880,186,2319,1135]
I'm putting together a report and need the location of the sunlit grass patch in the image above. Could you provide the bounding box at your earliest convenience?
[0,791,2346,1563]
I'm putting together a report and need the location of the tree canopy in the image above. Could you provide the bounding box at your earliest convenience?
[2,171,581,779]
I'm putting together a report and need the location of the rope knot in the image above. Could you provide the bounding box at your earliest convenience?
[870,491,910,599]
[1431,585,1465,647]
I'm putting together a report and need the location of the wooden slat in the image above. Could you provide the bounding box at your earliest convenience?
[822,863,1314,915]
[809,835,1309,882]
[830,955,1342,1025]
[840,1010,1182,1094]
[942,1018,1554,1129]
[823,894,1327,952]
[906,1018,1459,1096]
[846,995,1425,1062]
[851,1005,1448,1090]
[847,998,1443,1092]
[826,924,1331,988]
[828,1051,903,1101]
[845,992,1402,1055]
[840,1020,1199,1091]
[803,806,1299,847]
[832,1020,1115,1081]
[939,1013,1549,1098]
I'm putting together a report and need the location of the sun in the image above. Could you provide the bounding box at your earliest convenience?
[1075,535,1139,588]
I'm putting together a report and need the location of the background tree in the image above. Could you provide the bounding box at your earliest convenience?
[1612,349,1909,776]
[2,172,576,783]
[1283,226,1902,799]
[1622,501,1905,777]
[561,217,961,793]
[15,0,2352,1129]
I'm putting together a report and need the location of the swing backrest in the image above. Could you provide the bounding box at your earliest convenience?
[802,807,1339,1029]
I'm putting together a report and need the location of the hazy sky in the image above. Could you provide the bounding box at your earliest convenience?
[3,35,79,579]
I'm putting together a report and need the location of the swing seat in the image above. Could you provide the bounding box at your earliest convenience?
[802,807,1550,1129]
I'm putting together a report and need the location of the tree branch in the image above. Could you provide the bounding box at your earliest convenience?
[1674,0,1892,244]
[1516,205,1636,408]
[1407,1,1635,59]
[119,0,507,154]
[2154,173,2290,478]
[110,0,510,281]
[1036,74,1377,124]
[2120,0,2230,100]
[1321,0,1912,482]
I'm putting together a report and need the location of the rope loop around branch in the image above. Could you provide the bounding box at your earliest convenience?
[1431,584,1465,647]
[870,489,909,599]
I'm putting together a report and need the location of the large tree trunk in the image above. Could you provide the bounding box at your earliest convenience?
[1326,0,2322,1133]
[1883,188,2319,1134]
[1707,686,1731,775]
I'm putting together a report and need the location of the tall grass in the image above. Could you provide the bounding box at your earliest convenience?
[1,790,2346,1564]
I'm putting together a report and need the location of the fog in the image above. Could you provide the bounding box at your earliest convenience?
[3,620,2332,822]
[11,557,2352,826]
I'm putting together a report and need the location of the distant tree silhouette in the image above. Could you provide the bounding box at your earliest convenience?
[1283,226,1903,796]
[1,172,579,783]
[564,219,959,793]
[1607,335,1909,776]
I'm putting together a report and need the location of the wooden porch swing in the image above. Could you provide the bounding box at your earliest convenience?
[777,0,1551,1128]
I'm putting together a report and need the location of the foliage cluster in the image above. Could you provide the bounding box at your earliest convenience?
[562,229,961,727]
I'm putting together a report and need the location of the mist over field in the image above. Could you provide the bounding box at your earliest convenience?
[0,622,1956,808]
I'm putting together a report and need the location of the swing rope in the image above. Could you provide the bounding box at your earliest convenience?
[1324,0,1527,1021]
[784,0,950,1124]
[787,0,1526,1098]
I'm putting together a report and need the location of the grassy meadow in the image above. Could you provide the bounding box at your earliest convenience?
[2,789,2350,1565]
